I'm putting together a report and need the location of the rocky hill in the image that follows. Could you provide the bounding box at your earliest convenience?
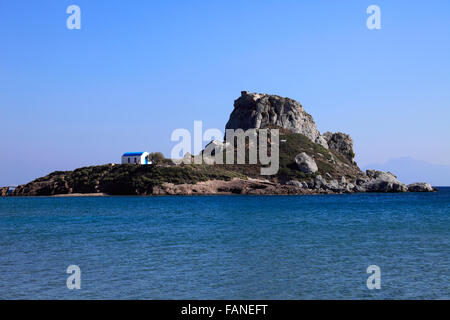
[226,91,329,148]
[3,91,435,196]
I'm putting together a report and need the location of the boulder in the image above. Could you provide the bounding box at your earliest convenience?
[286,180,309,188]
[346,183,355,192]
[326,179,341,192]
[314,175,327,189]
[362,170,408,193]
[407,183,434,192]
[356,177,368,186]
[295,152,318,174]
[323,132,355,163]
[225,91,329,149]
[353,185,366,193]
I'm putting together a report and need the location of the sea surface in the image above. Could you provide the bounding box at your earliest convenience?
[0,189,449,299]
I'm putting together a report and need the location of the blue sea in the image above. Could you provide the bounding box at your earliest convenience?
[0,189,449,299]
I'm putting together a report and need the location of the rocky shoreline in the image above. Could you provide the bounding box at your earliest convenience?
[0,173,436,197]
[150,175,436,196]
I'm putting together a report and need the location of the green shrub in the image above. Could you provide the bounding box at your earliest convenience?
[149,152,165,164]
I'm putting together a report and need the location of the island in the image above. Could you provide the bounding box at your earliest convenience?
[1,91,436,196]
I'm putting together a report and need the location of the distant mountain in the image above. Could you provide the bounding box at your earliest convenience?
[363,157,450,186]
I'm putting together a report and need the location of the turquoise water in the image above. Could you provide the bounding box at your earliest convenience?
[0,189,449,299]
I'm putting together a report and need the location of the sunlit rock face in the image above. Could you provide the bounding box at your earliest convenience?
[225,91,329,149]
[323,132,355,163]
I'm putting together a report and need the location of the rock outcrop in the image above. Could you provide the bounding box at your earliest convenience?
[295,152,318,174]
[323,132,355,163]
[12,179,71,196]
[407,183,434,192]
[361,170,408,193]
[225,91,329,149]
[312,175,342,192]
[281,169,423,194]
[0,187,9,197]
[286,180,308,188]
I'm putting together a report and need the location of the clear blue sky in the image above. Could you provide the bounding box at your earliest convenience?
[1,0,449,185]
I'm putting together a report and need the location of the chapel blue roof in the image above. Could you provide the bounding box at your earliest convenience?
[122,152,146,157]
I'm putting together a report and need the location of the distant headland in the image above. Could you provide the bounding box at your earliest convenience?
[1,91,436,197]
